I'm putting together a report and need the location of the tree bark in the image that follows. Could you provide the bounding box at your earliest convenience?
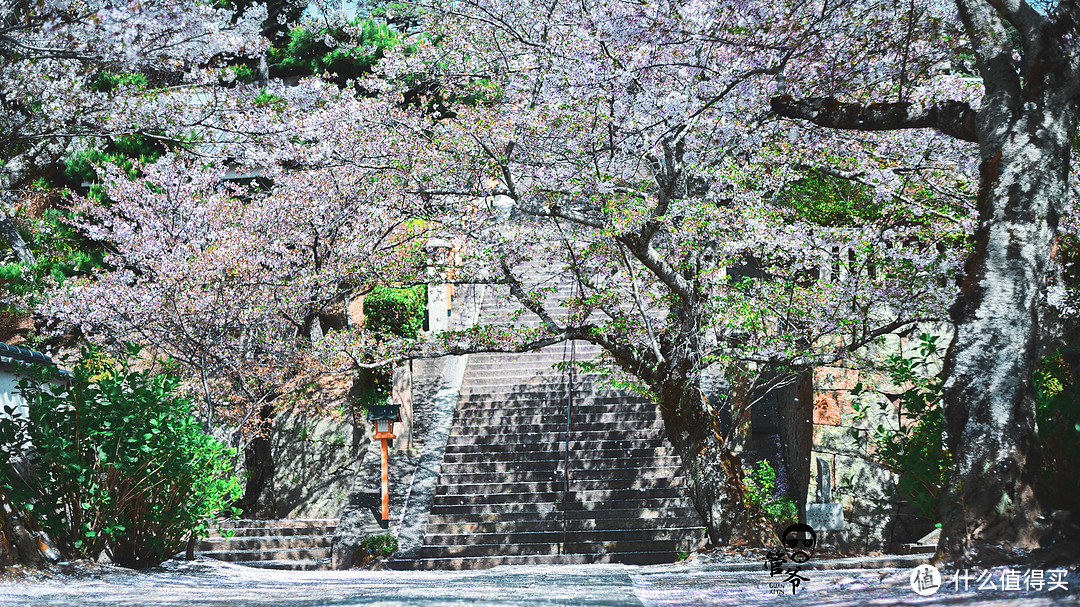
[939,90,1079,563]
[656,375,764,545]
[647,295,771,546]
[236,404,277,518]
[772,8,1080,558]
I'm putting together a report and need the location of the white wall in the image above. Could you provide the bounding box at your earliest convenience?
[0,365,27,422]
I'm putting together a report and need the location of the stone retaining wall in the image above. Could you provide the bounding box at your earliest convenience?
[807,327,949,554]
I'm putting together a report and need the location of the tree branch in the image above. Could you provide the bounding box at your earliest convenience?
[984,0,1045,39]
[770,95,978,143]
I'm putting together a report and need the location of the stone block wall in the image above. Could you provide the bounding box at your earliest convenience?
[807,326,949,553]
[271,407,363,519]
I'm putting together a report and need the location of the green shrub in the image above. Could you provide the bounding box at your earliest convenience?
[1034,348,1080,511]
[363,286,425,339]
[851,333,950,520]
[854,333,1080,522]
[0,344,241,568]
[359,533,398,559]
[744,459,798,531]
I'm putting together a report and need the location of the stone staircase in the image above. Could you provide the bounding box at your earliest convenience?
[193,519,337,570]
[391,275,705,569]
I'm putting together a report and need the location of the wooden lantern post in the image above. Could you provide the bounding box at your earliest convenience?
[366,404,401,529]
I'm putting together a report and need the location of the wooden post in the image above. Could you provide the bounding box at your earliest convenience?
[368,405,399,530]
[380,438,390,528]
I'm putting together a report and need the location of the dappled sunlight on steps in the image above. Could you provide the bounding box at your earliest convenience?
[191,518,338,571]
[390,270,705,570]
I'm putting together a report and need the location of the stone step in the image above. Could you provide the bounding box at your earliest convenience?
[425,505,700,525]
[447,421,666,436]
[451,411,661,425]
[447,429,666,443]
[417,539,689,559]
[453,406,656,419]
[426,507,697,524]
[465,350,574,361]
[195,534,333,551]
[459,374,574,384]
[457,393,630,404]
[437,456,683,474]
[410,280,703,568]
[198,519,338,567]
[431,486,690,506]
[456,395,653,407]
[422,528,703,547]
[436,466,684,485]
[445,436,667,449]
[423,517,701,535]
[228,558,333,571]
[212,518,338,529]
[435,476,685,496]
[459,381,613,393]
[440,446,673,463]
[462,361,573,370]
[194,546,332,562]
[205,525,337,538]
[388,551,682,570]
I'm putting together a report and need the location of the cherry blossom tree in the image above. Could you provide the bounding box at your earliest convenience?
[42,86,449,511]
[0,0,267,207]
[772,0,1080,563]
[360,0,972,544]
[30,0,1075,557]
[10,0,446,514]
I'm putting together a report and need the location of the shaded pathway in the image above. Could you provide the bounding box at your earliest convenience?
[1,558,1077,606]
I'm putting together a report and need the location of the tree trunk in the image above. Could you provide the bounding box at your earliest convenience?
[236,404,277,518]
[939,90,1079,562]
[654,366,769,546]
[0,218,35,265]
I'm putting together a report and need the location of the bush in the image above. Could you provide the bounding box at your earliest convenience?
[1034,348,1080,511]
[851,333,950,520]
[744,459,798,532]
[363,286,425,339]
[353,533,398,567]
[854,333,1080,523]
[0,344,241,568]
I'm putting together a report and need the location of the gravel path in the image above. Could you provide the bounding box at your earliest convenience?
[1,558,1077,606]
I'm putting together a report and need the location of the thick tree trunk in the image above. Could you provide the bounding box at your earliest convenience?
[939,91,1079,562]
[657,389,759,546]
[770,1,1080,563]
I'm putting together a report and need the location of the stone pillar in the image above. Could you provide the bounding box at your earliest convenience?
[392,362,413,451]
[426,239,451,333]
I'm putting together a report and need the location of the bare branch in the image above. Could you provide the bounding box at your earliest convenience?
[771,95,979,143]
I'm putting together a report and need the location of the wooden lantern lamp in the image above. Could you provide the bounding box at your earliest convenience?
[366,403,401,529]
